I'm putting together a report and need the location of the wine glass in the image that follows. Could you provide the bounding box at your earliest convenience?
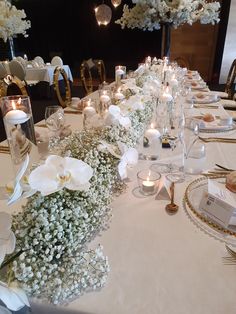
[45,106,65,141]
[151,112,185,176]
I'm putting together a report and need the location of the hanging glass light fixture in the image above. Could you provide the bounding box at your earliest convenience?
[111,0,122,8]
[95,4,112,26]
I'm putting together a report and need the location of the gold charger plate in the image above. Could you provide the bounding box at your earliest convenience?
[183,175,236,245]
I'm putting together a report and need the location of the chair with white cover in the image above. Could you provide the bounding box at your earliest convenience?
[9,59,39,87]
[9,59,26,81]
[51,56,63,67]
[34,56,45,67]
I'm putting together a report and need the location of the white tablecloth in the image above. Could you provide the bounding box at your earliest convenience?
[1,95,236,314]
[25,65,73,85]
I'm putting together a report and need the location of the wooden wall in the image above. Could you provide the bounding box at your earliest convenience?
[170,22,219,82]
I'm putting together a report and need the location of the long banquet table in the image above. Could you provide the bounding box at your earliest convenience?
[1,91,236,314]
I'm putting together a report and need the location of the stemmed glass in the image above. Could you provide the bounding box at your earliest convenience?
[45,106,65,142]
[151,111,185,177]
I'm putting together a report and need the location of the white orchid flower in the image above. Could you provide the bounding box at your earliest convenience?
[117,142,138,180]
[0,212,15,266]
[28,155,93,196]
[105,105,131,129]
[0,281,30,311]
[124,95,144,111]
[7,154,35,205]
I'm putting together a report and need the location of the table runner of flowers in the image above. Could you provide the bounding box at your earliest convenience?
[0,65,163,307]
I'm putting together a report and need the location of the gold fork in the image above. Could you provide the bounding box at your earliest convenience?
[199,136,236,143]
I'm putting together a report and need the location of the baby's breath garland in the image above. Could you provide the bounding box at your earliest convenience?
[10,81,155,304]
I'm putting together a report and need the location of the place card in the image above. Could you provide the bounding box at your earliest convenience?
[155,176,171,200]
[199,179,236,228]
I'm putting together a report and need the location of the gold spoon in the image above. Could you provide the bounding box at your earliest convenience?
[165,182,179,214]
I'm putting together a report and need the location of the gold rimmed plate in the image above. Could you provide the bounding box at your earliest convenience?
[183,175,236,246]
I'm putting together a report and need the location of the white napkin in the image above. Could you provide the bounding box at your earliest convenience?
[155,176,171,200]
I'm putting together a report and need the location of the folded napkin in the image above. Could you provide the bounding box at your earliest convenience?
[155,176,171,200]
[198,120,232,131]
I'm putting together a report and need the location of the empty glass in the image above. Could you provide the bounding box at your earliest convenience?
[45,106,65,141]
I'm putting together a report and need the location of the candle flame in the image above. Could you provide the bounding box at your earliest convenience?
[17,97,22,105]
[151,123,154,129]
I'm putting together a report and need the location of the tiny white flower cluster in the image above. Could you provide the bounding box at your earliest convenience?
[0,0,31,42]
[116,0,220,31]
[11,74,157,304]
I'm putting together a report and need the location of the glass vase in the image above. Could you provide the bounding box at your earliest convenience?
[0,95,37,174]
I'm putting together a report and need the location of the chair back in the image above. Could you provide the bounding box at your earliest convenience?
[225,59,236,99]
[34,56,45,66]
[0,63,7,79]
[15,56,26,66]
[9,60,26,81]
[80,59,106,95]
[0,74,28,97]
[51,56,63,67]
[53,66,71,108]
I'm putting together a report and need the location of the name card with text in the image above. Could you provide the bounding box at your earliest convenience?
[199,179,236,228]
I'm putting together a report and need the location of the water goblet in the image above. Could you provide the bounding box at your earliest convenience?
[45,106,65,142]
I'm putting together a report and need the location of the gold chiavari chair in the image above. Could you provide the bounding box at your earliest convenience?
[53,66,71,108]
[80,59,106,95]
[0,74,28,97]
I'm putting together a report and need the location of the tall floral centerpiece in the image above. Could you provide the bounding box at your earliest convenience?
[116,0,221,57]
[0,0,31,59]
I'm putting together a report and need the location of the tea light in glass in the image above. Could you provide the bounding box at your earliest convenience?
[115,65,126,86]
[99,90,111,115]
[142,123,161,160]
[114,87,125,101]
[137,169,161,196]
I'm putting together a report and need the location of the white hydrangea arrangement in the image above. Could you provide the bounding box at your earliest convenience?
[3,75,158,306]
[0,0,31,42]
[116,0,220,31]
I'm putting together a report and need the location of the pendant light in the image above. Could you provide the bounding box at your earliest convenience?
[111,0,122,8]
[95,3,112,26]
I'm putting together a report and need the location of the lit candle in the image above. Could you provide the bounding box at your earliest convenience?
[114,88,125,101]
[83,99,96,117]
[100,91,111,104]
[4,99,28,124]
[145,123,161,143]
[160,86,173,103]
[115,66,125,76]
[170,74,178,87]
[142,177,155,193]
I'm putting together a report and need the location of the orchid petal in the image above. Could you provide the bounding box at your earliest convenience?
[9,282,30,308]
[28,165,58,195]
[109,105,121,117]
[0,281,29,311]
[0,246,6,266]
[123,148,139,166]
[119,116,131,129]
[4,231,16,255]
[64,158,93,185]
[7,182,23,206]
[15,154,29,183]
[45,155,66,169]
[118,159,128,180]
[0,213,11,231]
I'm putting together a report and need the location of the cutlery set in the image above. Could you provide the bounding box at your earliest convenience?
[0,145,10,154]
[198,136,236,143]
